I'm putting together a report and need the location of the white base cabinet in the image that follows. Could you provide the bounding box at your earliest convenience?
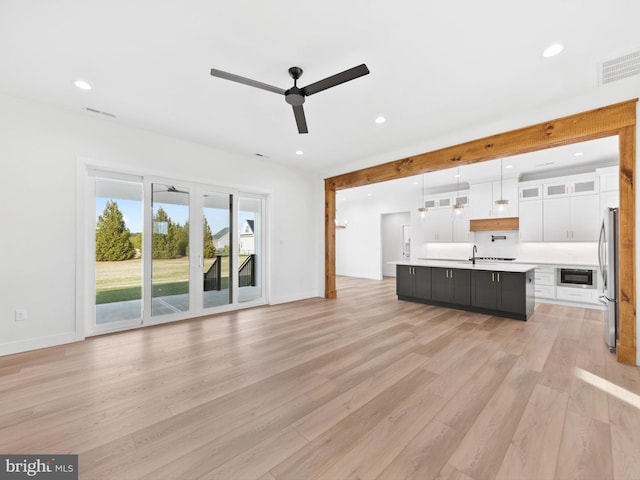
[556,286,599,305]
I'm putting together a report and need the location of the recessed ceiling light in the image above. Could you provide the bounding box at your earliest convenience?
[543,43,564,58]
[295,150,303,155]
[375,116,386,124]
[74,79,92,90]
[412,181,419,185]
[454,174,460,178]
[367,193,373,197]
[505,165,513,169]
[574,152,584,156]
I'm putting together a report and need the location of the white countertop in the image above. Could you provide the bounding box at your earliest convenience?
[417,257,599,269]
[394,259,538,273]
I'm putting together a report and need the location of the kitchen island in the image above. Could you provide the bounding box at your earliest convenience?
[396,259,537,320]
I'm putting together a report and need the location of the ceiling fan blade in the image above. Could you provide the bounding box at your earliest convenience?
[301,64,370,96]
[210,68,286,95]
[292,105,308,134]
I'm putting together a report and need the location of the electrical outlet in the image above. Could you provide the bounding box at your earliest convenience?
[14,309,27,322]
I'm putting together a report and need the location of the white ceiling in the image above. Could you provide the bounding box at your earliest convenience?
[0,1,638,175]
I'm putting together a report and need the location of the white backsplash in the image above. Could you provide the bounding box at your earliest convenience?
[517,242,598,265]
[420,234,598,266]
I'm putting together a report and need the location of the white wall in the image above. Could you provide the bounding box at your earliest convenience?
[0,93,321,355]
[336,189,416,279]
[422,237,599,266]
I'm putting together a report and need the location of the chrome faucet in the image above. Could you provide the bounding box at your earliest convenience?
[472,245,478,265]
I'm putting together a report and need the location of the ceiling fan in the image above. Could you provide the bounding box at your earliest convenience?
[210,64,370,134]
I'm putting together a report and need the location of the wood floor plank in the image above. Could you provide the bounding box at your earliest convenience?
[447,365,539,480]
[515,323,559,372]
[435,349,518,432]
[203,426,307,480]
[270,369,434,480]
[425,340,496,400]
[538,335,579,393]
[139,393,317,480]
[376,420,464,480]
[555,410,614,480]
[314,385,448,480]
[435,463,475,480]
[495,383,569,480]
[608,393,640,480]
[293,352,429,441]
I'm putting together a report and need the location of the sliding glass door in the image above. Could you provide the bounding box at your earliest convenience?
[238,195,263,303]
[94,177,143,329]
[202,191,232,309]
[87,169,265,335]
[150,183,191,317]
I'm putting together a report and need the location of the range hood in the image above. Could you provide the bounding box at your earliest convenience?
[469,217,519,232]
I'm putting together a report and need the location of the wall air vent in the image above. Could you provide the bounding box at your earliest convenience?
[85,107,117,118]
[600,50,640,85]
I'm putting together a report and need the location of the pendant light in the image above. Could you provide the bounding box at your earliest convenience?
[452,167,464,216]
[495,158,509,213]
[417,174,427,220]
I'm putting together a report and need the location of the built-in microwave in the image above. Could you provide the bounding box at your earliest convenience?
[556,268,597,289]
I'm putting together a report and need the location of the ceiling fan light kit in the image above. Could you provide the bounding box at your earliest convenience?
[210,64,370,134]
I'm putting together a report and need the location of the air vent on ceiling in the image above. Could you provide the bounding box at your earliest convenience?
[85,107,117,118]
[600,50,640,85]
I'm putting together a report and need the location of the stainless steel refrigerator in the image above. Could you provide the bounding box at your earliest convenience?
[598,207,619,353]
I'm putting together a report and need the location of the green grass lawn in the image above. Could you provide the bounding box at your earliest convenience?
[96,256,240,304]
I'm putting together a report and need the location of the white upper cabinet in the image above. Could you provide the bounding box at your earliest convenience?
[518,184,543,201]
[423,208,453,242]
[543,175,599,198]
[543,194,600,241]
[597,166,619,192]
[422,190,471,242]
[469,178,518,219]
[519,200,543,242]
[424,194,452,209]
[540,173,601,241]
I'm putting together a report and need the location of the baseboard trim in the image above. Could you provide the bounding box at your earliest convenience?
[270,292,319,305]
[336,272,383,281]
[0,331,83,357]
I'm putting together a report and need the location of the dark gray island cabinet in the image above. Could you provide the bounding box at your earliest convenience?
[431,267,471,306]
[396,262,536,320]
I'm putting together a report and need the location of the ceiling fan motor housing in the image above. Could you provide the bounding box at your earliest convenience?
[285,67,305,105]
[285,86,305,106]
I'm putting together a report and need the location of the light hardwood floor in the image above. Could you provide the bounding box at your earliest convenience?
[1,276,640,479]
